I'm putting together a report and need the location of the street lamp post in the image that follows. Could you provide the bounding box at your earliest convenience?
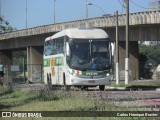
[0,0,1,26]
[54,0,56,23]
[86,0,88,19]
[0,0,1,20]
[87,3,106,17]
[87,2,120,84]
[0,0,2,33]
[86,3,119,84]
[26,0,28,29]
[115,10,119,84]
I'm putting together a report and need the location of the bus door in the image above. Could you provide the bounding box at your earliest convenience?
[55,56,64,85]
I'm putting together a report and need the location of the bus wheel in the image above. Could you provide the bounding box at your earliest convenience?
[0,79,3,86]
[81,86,88,91]
[99,85,105,91]
[63,73,70,91]
[47,73,52,90]
[64,85,71,91]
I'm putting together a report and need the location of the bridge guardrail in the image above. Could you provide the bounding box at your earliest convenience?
[0,10,160,40]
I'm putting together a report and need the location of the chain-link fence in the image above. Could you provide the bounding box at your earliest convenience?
[3,64,43,85]
[3,62,160,85]
[27,64,43,83]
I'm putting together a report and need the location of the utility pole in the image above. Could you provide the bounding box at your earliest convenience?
[0,0,1,33]
[26,0,28,29]
[54,0,56,23]
[125,0,129,85]
[86,0,88,18]
[0,0,1,21]
[0,0,1,19]
[115,10,119,84]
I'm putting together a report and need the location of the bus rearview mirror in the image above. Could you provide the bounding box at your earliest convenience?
[66,42,70,56]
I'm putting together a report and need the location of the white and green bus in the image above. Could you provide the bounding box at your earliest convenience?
[43,28,112,90]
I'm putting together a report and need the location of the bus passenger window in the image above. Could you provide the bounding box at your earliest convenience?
[44,41,52,56]
[56,37,64,54]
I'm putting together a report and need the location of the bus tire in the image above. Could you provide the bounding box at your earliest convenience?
[47,73,52,90]
[0,79,3,86]
[99,85,105,91]
[81,86,88,90]
[63,73,70,91]
[47,73,49,84]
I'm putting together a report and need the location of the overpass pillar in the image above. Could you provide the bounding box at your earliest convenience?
[27,46,43,82]
[0,50,12,84]
[119,41,139,80]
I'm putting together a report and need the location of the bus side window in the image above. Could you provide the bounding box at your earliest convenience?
[45,37,65,56]
[44,41,52,56]
[51,39,56,55]
[56,37,64,54]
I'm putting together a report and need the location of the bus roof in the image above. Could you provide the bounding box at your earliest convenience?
[45,28,109,41]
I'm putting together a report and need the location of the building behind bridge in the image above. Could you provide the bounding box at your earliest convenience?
[149,0,160,11]
[141,1,160,46]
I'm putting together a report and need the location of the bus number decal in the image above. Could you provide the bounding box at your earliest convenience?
[86,72,98,76]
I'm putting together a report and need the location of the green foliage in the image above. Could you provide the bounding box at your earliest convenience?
[0,17,16,33]
[139,44,160,65]
[139,44,160,78]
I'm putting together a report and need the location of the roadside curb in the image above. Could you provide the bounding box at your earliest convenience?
[156,88,160,91]
[105,86,126,90]
[105,86,160,91]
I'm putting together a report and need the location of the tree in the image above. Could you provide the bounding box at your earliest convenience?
[0,17,16,33]
[139,44,160,66]
[139,44,160,79]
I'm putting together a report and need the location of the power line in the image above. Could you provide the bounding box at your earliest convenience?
[121,0,125,14]
[117,0,125,8]
[130,0,159,10]
[118,0,159,10]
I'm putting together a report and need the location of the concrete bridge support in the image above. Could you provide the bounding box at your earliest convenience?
[27,46,43,82]
[118,41,139,80]
[0,50,12,84]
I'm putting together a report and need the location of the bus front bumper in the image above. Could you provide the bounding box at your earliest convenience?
[69,75,111,86]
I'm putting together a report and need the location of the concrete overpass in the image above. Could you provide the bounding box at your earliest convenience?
[0,10,160,82]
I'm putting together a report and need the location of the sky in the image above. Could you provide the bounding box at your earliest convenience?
[1,0,157,30]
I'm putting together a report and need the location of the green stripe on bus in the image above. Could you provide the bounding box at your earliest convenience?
[43,56,64,67]
[43,58,50,67]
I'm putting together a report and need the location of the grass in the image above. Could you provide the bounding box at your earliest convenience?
[0,86,158,120]
[108,84,160,88]
[107,80,160,90]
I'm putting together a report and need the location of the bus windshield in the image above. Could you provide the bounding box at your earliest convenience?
[69,39,111,71]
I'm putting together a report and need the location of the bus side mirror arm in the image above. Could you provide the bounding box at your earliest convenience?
[66,42,70,57]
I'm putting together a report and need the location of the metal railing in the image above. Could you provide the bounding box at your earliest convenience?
[3,64,43,85]
[0,10,159,40]
[27,64,43,83]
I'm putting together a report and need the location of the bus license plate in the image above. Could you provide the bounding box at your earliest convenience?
[88,80,95,83]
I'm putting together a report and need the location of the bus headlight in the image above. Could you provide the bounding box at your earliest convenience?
[106,73,110,76]
[73,73,77,76]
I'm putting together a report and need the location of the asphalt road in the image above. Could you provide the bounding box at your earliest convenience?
[83,89,160,111]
